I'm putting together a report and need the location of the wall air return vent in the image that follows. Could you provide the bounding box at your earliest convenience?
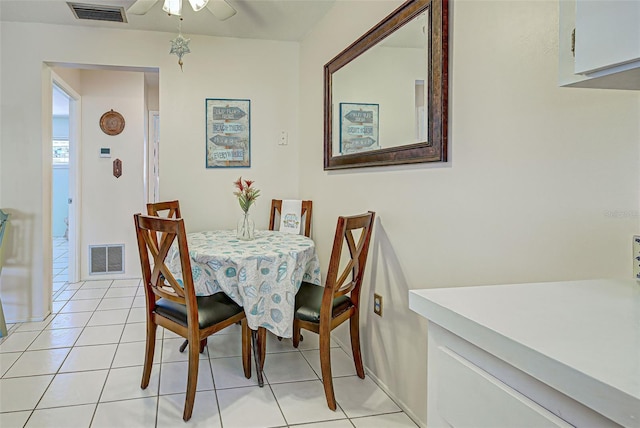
[67,2,127,23]
[89,244,125,275]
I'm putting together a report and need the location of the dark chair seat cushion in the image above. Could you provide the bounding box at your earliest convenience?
[155,292,243,329]
[294,282,353,323]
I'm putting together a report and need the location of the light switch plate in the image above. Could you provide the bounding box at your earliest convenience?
[633,235,640,279]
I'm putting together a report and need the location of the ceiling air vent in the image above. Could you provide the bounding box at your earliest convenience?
[67,2,127,23]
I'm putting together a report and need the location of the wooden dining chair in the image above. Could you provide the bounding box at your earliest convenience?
[292,211,375,410]
[268,199,313,237]
[147,200,181,243]
[134,214,252,421]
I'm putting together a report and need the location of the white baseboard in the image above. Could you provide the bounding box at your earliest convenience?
[332,336,426,428]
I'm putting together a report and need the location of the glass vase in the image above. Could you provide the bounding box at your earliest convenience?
[237,211,255,241]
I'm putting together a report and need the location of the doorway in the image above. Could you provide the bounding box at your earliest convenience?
[51,74,81,298]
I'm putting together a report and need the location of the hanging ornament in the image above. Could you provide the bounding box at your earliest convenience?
[169,17,191,71]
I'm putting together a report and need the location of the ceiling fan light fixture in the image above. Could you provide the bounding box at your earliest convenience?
[162,0,182,16]
[188,0,209,12]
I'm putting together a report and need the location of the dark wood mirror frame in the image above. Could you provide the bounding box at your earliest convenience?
[324,0,448,170]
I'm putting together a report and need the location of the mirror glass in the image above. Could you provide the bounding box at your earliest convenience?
[324,0,448,170]
[332,13,428,156]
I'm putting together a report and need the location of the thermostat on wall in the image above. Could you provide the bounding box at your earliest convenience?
[100,148,111,158]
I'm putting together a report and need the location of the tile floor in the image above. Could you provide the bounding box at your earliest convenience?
[0,239,417,427]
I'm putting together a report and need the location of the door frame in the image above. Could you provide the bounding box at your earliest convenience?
[50,71,81,285]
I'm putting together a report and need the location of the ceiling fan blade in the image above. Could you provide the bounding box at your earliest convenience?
[127,0,160,15]
[205,0,236,21]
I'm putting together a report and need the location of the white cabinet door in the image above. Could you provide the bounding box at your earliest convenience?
[574,0,640,75]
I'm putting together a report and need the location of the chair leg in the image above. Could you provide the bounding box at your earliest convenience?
[179,339,189,353]
[349,313,365,378]
[199,338,207,353]
[0,297,8,337]
[250,329,264,387]
[183,335,200,421]
[292,319,301,348]
[141,322,157,389]
[258,327,267,371]
[241,319,251,379]
[319,327,337,410]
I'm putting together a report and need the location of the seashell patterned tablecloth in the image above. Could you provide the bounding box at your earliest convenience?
[167,229,321,338]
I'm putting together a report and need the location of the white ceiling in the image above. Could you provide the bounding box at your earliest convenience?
[0,0,336,41]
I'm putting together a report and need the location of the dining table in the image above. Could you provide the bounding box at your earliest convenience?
[165,229,322,385]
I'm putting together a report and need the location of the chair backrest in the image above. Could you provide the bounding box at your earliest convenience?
[323,211,376,308]
[147,200,181,219]
[268,199,313,237]
[147,200,181,248]
[0,210,9,274]
[134,214,197,315]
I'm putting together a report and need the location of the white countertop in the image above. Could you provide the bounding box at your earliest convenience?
[409,279,640,427]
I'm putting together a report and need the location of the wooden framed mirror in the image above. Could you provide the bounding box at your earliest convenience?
[324,0,449,170]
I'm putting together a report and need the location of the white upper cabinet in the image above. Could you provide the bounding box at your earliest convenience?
[559,0,640,90]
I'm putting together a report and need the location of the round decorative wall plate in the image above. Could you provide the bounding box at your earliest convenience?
[99,109,125,136]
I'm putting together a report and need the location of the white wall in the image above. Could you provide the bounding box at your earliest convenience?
[79,69,146,279]
[299,0,640,424]
[0,22,301,322]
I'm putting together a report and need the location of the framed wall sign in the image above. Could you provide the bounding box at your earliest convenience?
[339,103,379,154]
[206,98,251,168]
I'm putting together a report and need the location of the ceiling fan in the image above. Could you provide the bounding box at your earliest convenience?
[128,0,236,21]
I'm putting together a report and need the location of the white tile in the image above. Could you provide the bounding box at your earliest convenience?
[59,299,101,313]
[112,340,161,368]
[26,403,96,428]
[15,315,54,332]
[121,322,148,343]
[104,287,137,298]
[205,332,244,358]
[80,280,112,289]
[37,370,108,409]
[0,352,21,377]
[294,421,354,428]
[101,365,159,402]
[156,390,222,428]
[60,344,117,372]
[87,308,129,326]
[302,348,358,378]
[111,278,141,288]
[47,312,92,330]
[271,379,347,425]
[132,295,146,308]
[5,348,70,377]
[295,331,340,351]
[28,328,82,350]
[0,410,31,427]
[111,278,142,288]
[210,356,258,389]
[52,300,66,313]
[263,351,318,384]
[351,412,418,427]
[162,338,208,363]
[97,297,134,311]
[159,360,214,395]
[65,281,84,290]
[0,331,40,353]
[217,386,286,428]
[71,288,107,300]
[54,290,77,301]
[332,376,400,418]
[75,324,124,346]
[127,307,147,324]
[0,375,53,412]
[92,397,157,428]
[263,333,298,354]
